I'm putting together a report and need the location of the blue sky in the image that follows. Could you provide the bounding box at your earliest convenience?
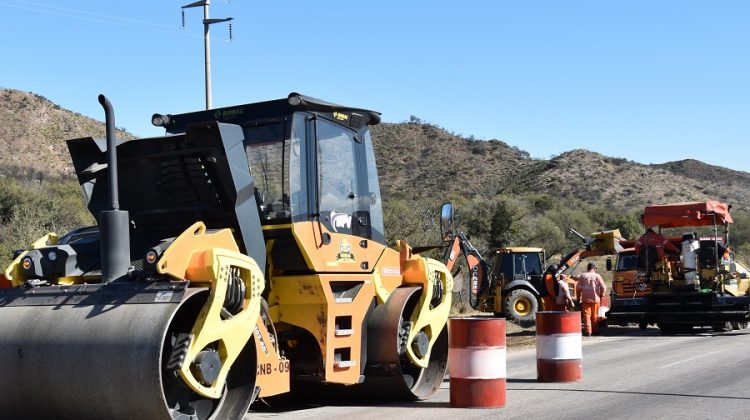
[2,1,748,172]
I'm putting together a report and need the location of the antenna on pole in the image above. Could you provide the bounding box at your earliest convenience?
[181,0,233,110]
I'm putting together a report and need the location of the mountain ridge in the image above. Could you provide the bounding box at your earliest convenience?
[2,87,748,211]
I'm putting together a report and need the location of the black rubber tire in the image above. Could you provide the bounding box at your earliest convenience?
[677,324,694,334]
[712,322,732,332]
[504,289,539,322]
[658,323,676,335]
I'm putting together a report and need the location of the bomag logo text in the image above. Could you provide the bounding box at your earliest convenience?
[214,108,245,119]
[332,111,349,121]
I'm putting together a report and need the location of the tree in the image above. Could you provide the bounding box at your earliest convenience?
[0,179,93,266]
[604,211,643,240]
[382,198,441,249]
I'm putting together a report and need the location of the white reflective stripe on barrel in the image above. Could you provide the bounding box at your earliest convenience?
[536,333,582,360]
[448,347,507,379]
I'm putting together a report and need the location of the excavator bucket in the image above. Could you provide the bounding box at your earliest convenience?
[590,229,624,254]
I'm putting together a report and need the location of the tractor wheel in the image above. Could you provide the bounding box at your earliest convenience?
[504,289,539,322]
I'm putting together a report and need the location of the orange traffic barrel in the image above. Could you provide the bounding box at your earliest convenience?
[0,274,10,289]
[536,311,582,382]
[448,317,506,408]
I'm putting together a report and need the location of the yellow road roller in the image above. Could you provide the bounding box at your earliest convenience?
[1,93,453,419]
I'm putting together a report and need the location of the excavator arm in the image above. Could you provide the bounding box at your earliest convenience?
[444,232,491,310]
[556,228,623,278]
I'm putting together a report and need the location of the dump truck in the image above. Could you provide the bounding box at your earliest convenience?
[606,201,750,333]
[442,206,621,321]
[0,93,453,419]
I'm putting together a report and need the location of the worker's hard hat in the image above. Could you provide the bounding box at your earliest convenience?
[548,264,558,272]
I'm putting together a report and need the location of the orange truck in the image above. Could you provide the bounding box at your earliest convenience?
[608,245,648,299]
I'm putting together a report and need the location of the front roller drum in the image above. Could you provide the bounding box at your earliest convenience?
[0,287,256,420]
[362,286,449,400]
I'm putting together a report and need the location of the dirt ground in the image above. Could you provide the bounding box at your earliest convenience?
[449,309,537,350]
[449,287,538,350]
[505,319,537,349]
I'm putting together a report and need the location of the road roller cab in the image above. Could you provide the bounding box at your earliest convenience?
[1,93,453,419]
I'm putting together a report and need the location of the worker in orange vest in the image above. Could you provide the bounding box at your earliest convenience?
[555,273,574,311]
[541,264,559,310]
[542,264,573,311]
[575,262,606,336]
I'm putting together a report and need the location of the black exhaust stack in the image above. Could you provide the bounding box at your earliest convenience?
[98,94,131,282]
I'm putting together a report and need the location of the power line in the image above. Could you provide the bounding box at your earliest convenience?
[0,0,232,41]
[8,0,176,29]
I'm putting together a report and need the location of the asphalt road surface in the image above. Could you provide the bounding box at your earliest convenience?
[248,326,750,419]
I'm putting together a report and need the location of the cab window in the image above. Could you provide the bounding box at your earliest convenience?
[616,252,638,271]
[363,129,385,243]
[499,252,543,280]
[244,121,292,224]
[317,119,357,233]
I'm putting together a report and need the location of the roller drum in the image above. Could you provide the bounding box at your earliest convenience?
[361,287,449,400]
[0,285,256,419]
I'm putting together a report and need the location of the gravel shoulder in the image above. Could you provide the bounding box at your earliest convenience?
[505,320,537,350]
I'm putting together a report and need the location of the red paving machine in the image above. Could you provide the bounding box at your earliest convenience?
[606,201,750,333]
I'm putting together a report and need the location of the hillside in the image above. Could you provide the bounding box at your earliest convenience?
[0,89,134,180]
[2,87,749,212]
[370,122,546,200]
[523,150,750,210]
[371,123,750,212]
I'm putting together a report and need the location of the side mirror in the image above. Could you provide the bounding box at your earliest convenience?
[440,202,455,242]
[606,258,613,271]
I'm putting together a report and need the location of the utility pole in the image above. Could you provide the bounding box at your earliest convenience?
[182,0,233,110]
